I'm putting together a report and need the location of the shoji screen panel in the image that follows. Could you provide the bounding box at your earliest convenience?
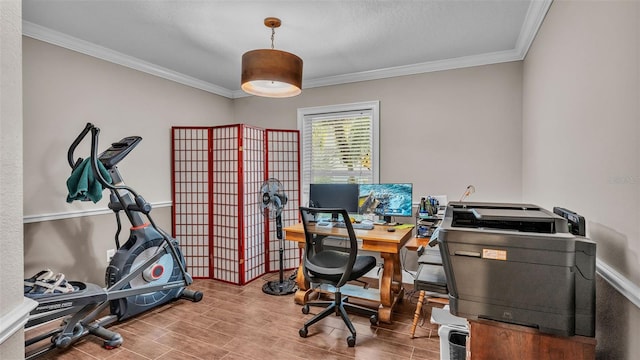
[171,127,212,279]
[241,125,267,283]
[210,125,242,284]
[265,129,301,272]
[172,125,300,285]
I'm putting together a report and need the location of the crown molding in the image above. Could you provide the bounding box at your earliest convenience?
[297,0,552,91]
[515,0,553,58]
[24,1,552,99]
[302,49,523,90]
[231,49,523,98]
[22,21,234,99]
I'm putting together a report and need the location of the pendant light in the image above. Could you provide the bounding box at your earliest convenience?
[241,17,303,98]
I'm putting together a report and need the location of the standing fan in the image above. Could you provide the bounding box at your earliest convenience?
[261,178,297,295]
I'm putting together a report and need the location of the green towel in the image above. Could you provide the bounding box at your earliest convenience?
[66,158,112,203]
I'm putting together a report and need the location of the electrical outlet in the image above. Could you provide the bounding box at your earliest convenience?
[107,249,116,263]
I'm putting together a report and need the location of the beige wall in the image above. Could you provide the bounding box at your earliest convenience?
[22,37,234,217]
[235,62,524,205]
[23,39,525,284]
[523,1,640,358]
[24,207,173,285]
[22,37,233,282]
[236,63,524,281]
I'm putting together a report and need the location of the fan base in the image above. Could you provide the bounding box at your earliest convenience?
[262,280,297,296]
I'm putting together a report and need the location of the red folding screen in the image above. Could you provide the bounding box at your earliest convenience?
[265,130,301,272]
[171,125,300,284]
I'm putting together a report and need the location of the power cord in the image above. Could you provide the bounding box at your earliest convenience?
[400,246,417,279]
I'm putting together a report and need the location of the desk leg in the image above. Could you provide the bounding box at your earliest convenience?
[293,261,313,305]
[379,252,404,323]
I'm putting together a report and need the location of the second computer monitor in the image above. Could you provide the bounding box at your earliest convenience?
[359,183,413,223]
[309,183,359,213]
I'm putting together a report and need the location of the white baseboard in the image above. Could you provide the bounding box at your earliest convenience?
[0,297,38,345]
[596,259,640,309]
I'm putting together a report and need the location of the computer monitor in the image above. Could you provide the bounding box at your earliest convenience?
[358,183,413,223]
[308,183,359,214]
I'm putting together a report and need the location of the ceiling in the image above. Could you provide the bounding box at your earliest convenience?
[22,0,552,99]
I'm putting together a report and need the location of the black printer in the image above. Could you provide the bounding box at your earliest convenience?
[435,202,596,337]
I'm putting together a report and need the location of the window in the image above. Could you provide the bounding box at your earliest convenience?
[297,101,380,207]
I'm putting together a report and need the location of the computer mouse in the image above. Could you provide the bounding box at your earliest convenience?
[387,228,396,232]
[361,219,374,226]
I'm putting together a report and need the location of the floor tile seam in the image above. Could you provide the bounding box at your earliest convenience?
[155,326,237,350]
[136,314,183,330]
[273,336,353,360]
[65,346,104,360]
[113,324,172,344]
[154,332,233,360]
[114,345,161,360]
[327,336,416,359]
[117,327,179,352]
[162,347,208,360]
[219,342,308,360]
[357,335,420,356]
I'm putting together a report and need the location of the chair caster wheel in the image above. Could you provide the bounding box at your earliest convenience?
[369,314,378,325]
[347,335,356,347]
[299,327,308,338]
[301,305,310,314]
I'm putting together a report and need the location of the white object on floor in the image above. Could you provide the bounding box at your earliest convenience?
[430,306,468,360]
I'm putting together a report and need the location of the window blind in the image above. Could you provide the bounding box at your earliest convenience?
[298,101,380,207]
[302,110,373,184]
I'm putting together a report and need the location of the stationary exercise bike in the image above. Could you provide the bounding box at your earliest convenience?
[24,123,203,359]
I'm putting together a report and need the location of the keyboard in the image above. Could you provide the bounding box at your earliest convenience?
[334,222,374,230]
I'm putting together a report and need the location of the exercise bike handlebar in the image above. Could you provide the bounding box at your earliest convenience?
[89,126,158,222]
[88,126,139,196]
[68,122,94,170]
[69,123,151,223]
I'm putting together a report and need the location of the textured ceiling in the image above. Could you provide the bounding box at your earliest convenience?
[22,0,552,98]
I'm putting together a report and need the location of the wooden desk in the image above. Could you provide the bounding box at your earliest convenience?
[283,223,413,323]
[404,236,430,251]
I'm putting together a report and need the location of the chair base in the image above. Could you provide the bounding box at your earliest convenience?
[299,291,378,347]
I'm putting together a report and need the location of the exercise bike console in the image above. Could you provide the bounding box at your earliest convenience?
[99,136,142,168]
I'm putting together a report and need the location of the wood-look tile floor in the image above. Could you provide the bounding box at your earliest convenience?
[27,274,443,360]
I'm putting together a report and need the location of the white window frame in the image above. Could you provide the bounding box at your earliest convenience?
[297,101,380,207]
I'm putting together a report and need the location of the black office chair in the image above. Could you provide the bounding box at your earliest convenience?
[298,207,379,347]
